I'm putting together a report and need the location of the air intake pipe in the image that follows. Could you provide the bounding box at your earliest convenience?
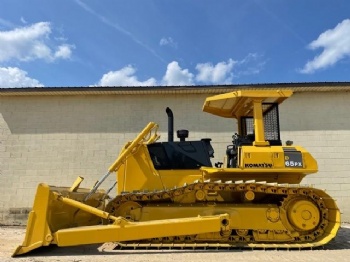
[166,107,174,142]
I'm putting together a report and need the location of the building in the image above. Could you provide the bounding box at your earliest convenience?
[0,82,350,225]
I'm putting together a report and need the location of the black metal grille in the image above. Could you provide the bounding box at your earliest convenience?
[240,103,280,144]
[241,117,254,136]
[263,103,280,141]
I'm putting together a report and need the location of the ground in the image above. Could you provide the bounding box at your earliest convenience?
[1,225,350,262]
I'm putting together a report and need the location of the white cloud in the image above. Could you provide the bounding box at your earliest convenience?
[97,65,157,86]
[159,37,178,48]
[300,19,350,74]
[96,56,264,87]
[234,53,266,77]
[162,61,194,86]
[0,67,44,88]
[195,59,236,84]
[0,22,74,63]
[54,44,74,59]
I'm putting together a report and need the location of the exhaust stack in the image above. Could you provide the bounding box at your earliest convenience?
[166,107,174,142]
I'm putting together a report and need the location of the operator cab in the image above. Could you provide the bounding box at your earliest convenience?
[227,102,282,168]
[202,90,293,169]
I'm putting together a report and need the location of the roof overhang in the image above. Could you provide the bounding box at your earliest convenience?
[0,82,350,96]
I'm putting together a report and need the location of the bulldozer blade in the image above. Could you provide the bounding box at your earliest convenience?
[13,183,230,257]
[13,183,107,257]
[13,184,52,257]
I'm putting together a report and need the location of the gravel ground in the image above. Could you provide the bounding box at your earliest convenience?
[1,225,350,262]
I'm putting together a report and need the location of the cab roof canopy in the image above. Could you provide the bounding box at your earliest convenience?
[202,90,293,119]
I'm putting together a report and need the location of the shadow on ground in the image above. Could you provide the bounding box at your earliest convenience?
[19,226,350,257]
[324,227,350,250]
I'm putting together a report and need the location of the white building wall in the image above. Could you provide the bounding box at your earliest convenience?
[280,92,350,223]
[0,91,349,224]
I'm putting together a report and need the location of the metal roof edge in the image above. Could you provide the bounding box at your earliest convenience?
[1,82,350,96]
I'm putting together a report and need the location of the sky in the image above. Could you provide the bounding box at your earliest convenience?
[0,0,350,88]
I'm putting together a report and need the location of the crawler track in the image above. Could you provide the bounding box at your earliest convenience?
[105,180,340,249]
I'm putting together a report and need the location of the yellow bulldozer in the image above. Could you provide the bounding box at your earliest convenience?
[13,89,340,256]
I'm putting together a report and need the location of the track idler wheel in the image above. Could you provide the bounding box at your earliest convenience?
[285,197,320,232]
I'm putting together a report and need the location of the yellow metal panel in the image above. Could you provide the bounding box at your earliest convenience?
[117,145,165,193]
[202,90,293,118]
[252,99,269,146]
[117,145,204,193]
[132,205,287,231]
[53,214,229,246]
